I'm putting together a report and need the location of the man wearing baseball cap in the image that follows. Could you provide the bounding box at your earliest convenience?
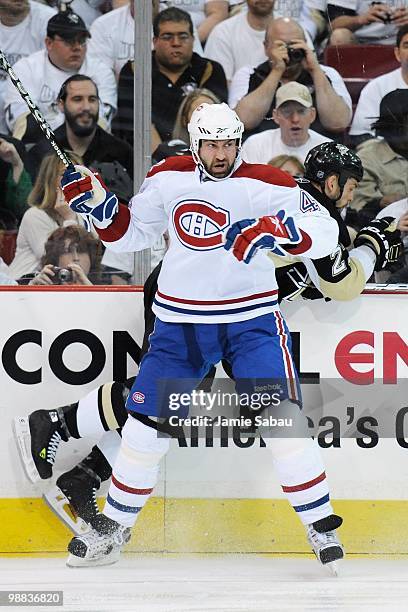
[242,81,332,166]
[4,8,116,144]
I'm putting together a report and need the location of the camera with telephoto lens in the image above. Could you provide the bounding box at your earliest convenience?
[52,266,73,284]
[286,43,306,65]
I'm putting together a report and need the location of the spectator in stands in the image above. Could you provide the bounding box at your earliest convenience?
[88,2,203,80]
[351,89,408,223]
[114,8,227,144]
[231,17,352,140]
[205,0,275,83]
[8,152,86,281]
[4,8,117,144]
[0,0,56,133]
[0,135,32,229]
[268,153,305,176]
[328,0,408,46]
[242,81,332,163]
[159,0,229,44]
[152,87,220,161]
[349,24,408,146]
[27,225,103,286]
[27,75,133,184]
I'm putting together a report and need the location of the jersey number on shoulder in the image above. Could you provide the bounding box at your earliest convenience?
[330,244,348,276]
[300,191,321,213]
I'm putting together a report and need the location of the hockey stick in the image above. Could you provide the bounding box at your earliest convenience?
[0,50,73,168]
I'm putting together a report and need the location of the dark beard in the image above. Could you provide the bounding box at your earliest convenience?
[65,108,98,138]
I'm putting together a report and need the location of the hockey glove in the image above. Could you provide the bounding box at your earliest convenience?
[354,217,403,271]
[224,210,301,264]
[61,165,119,229]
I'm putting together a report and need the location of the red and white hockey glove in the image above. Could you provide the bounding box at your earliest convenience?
[224,210,301,264]
[61,164,118,229]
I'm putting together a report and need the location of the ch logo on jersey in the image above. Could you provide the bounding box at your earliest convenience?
[172,199,230,250]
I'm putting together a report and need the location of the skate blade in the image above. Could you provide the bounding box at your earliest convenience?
[43,486,90,536]
[325,560,340,577]
[66,549,121,568]
[12,416,40,484]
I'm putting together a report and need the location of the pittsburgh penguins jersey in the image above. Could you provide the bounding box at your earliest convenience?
[96,156,338,323]
[272,179,376,302]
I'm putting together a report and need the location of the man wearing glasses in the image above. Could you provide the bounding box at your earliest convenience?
[151,7,228,141]
[4,8,117,145]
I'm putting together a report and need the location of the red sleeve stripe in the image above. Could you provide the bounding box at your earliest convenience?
[95,204,131,242]
[147,155,196,178]
[284,229,312,255]
[112,474,153,495]
[282,472,326,493]
[232,161,297,187]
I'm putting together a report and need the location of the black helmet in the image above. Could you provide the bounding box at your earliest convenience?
[304,142,363,190]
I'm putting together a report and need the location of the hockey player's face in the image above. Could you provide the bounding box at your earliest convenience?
[336,177,359,209]
[62,80,99,137]
[199,140,238,178]
[154,21,194,72]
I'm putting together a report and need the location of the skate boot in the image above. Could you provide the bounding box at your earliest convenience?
[307,514,344,576]
[67,514,131,567]
[43,464,101,535]
[13,409,70,482]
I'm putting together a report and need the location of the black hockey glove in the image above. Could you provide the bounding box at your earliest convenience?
[354,217,403,271]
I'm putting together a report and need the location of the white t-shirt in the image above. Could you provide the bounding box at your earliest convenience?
[0,0,56,133]
[242,128,332,164]
[328,0,408,44]
[349,68,408,136]
[229,63,352,111]
[71,0,104,27]
[4,49,117,133]
[159,0,227,28]
[204,12,267,82]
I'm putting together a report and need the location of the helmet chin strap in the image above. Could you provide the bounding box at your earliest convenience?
[191,148,243,182]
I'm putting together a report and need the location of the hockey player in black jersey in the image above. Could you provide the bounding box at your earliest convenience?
[13,143,402,565]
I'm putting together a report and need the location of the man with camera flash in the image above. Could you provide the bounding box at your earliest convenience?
[230,17,352,140]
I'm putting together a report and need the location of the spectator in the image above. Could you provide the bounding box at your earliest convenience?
[88,2,204,80]
[205,0,275,83]
[8,152,86,281]
[349,23,408,146]
[27,75,133,184]
[268,153,305,175]
[152,87,220,161]
[0,256,17,285]
[0,135,32,229]
[159,0,229,43]
[0,0,56,133]
[242,81,332,163]
[231,17,352,140]
[113,8,227,144]
[27,224,103,285]
[351,89,408,223]
[4,8,117,144]
[328,0,408,46]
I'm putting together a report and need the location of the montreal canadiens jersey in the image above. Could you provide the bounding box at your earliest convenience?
[96,156,339,323]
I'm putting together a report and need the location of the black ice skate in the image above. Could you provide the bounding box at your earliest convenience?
[13,409,70,482]
[307,514,344,576]
[66,514,131,567]
[43,464,101,535]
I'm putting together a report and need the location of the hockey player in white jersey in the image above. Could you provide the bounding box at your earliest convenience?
[56,102,344,569]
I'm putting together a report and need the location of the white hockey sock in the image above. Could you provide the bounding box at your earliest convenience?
[267,437,333,525]
[76,387,106,439]
[96,430,121,468]
[103,416,170,528]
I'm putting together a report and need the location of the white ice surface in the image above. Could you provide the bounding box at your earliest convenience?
[0,555,407,612]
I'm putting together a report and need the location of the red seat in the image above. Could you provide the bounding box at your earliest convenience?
[323,44,400,104]
[0,230,17,265]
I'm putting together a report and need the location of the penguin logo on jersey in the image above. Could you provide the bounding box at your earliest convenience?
[172,199,230,250]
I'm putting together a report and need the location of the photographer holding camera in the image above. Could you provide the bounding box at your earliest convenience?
[28,225,102,286]
[230,17,352,140]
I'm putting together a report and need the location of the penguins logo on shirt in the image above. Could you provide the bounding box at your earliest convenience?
[172,199,230,250]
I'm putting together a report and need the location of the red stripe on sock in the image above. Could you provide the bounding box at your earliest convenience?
[112,474,153,495]
[281,471,326,493]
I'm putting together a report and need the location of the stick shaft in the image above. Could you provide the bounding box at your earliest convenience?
[0,50,73,168]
